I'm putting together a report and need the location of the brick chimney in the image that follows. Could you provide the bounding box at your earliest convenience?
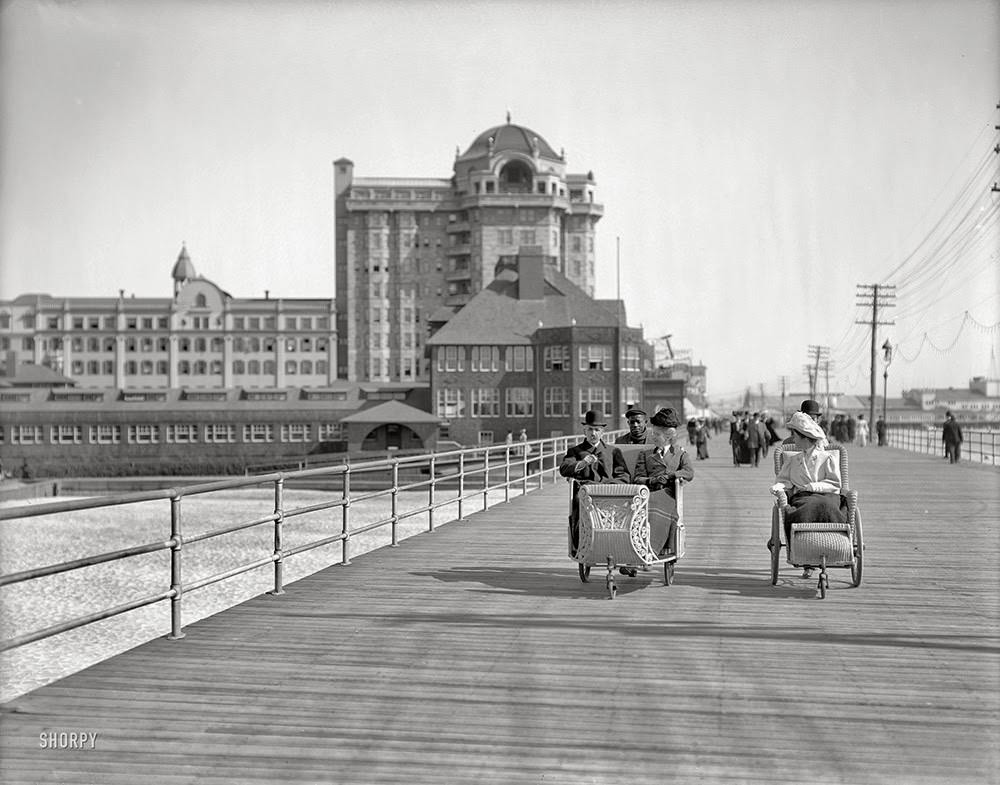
[516,249,545,300]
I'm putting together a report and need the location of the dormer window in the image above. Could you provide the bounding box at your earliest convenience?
[195,294,207,308]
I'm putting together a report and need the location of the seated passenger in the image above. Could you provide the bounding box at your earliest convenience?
[559,410,630,557]
[632,408,694,556]
[614,406,650,444]
[771,411,847,547]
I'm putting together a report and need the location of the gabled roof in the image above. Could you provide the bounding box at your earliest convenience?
[426,265,626,346]
[0,363,77,387]
[339,400,441,424]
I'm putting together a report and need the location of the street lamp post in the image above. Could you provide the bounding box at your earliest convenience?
[881,339,893,436]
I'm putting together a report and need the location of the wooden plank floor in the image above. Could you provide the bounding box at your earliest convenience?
[1,447,998,784]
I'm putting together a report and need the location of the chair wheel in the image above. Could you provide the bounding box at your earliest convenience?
[578,563,591,583]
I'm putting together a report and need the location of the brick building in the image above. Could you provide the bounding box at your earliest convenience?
[425,254,654,445]
[334,117,603,383]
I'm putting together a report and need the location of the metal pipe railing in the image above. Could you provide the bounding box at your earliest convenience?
[885,426,998,465]
[1,434,593,653]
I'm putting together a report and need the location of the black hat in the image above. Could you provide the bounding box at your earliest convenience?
[650,407,680,429]
[800,399,822,416]
[581,410,607,427]
[624,406,647,419]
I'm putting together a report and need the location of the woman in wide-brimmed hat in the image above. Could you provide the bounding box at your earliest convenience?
[771,411,847,546]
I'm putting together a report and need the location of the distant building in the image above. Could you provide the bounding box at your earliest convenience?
[334,117,604,383]
[0,246,337,390]
[0,381,437,477]
[425,254,653,445]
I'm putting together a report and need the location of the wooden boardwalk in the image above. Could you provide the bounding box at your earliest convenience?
[1,446,998,784]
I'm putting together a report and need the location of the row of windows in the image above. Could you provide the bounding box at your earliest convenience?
[0,313,331,332]
[437,346,535,373]
[51,336,332,354]
[435,345,644,374]
[435,387,634,419]
[68,359,331,376]
[7,422,345,446]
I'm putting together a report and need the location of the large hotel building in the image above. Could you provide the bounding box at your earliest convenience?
[335,116,603,382]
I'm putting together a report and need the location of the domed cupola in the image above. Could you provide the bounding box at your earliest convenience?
[172,243,197,296]
[457,113,562,165]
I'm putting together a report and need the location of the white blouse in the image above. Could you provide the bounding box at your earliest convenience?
[775,448,842,494]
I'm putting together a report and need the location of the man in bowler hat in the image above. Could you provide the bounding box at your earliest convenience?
[633,408,694,557]
[615,406,650,444]
[559,410,630,557]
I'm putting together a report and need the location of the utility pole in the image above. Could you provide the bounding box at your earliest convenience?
[856,283,896,427]
[778,375,788,420]
[806,345,829,402]
[758,382,765,412]
[822,359,835,413]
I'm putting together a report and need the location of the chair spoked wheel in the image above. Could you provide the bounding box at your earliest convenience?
[578,563,591,583]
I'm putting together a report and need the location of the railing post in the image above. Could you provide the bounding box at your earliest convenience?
[166,495,185,640]
[504,446,511,503]
[391,460,399,546]
[458,451,465,520]
[342,466,352,565]
[269,477,286,596]
[522,444,529,495]
[483,448,490,510]
[428,455,436,531]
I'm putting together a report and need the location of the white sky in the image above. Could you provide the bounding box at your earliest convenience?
[1,0,998,404]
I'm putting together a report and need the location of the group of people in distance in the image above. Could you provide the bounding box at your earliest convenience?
[559,406,692,577]
[728,410,781,467]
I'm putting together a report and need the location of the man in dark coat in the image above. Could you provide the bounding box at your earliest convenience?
[633,407,694,557]
[615,406,650,444]
[560,410,630,556]
[942,411,963,463]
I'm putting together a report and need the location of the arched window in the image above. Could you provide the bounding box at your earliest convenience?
[301,337,312,352]
[87,337,100,352]
[140,360,154,375]
[103,337,116,352]
[158,338,169,352]
[233,360,245,374]
[300,360,313,374]
[125,360,137,375]
[248,337,261,352]
[195,338,207,352]
[141,337,154,352]
[316,360,328,374]
[263,338,276,352]
[285,360,297,374]
[248,360,260,374]
[195,293,207,307]
[263,360,275,375]
[179,338,191,352]
[317,338,328,351]
[498,160,533,193]
[87,360,100,374]
[211,337,224,352]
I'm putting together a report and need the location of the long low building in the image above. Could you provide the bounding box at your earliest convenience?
[0,382,437,478]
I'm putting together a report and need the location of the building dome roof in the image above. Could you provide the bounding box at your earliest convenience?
[459,120,560,162]
[171,244,196,281]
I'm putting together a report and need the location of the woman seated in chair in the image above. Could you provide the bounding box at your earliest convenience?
[770,411,847,546]
[633,408,694,561]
